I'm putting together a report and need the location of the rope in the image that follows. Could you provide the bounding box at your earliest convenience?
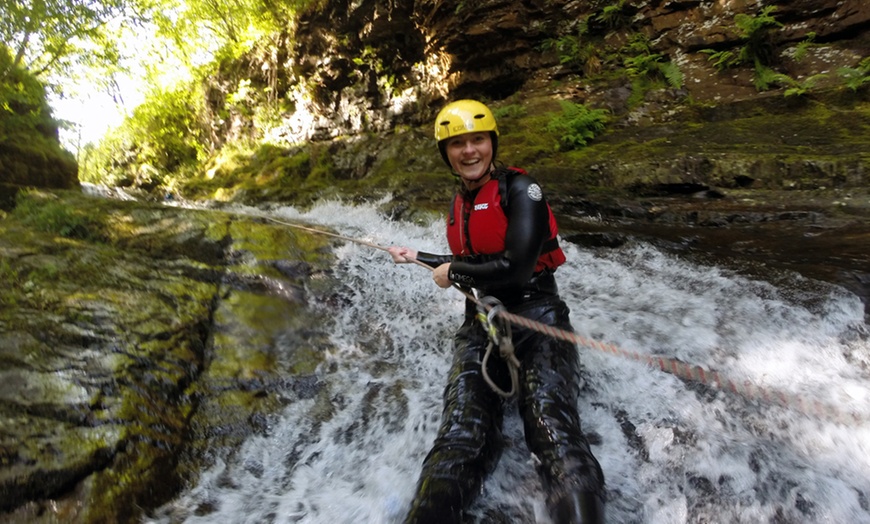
[476,296,521,398]
[259,214,867,425]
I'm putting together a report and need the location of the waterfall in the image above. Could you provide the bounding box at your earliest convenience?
[147,199,870,524]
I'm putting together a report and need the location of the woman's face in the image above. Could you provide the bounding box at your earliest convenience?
[445,132,493,189]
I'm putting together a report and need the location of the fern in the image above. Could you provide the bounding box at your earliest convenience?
[837,57,870,91]
[623,35,683,89]
[701,6,783,71]
[541,21,602,76]
[624,53,660,78]
[734,6,782,40]
[753,62,793,91]
[546,101,609,151]
[659,61,684,89]
[701,49,740,71]
[783,74,827,97]
[595,0,628,29]
[493,104,527,119]
[792,32,816,62]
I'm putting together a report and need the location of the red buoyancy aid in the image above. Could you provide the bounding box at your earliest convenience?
[446,170,566,273]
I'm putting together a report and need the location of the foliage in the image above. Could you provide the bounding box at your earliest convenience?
[702,6,782,71]
[838,57,870,92]
[177,141,337,202]
[151,0,301,68]
[0,259,22,308]
[0,44,77,187]
[542,21,603,77]
[700,7,796,93]
[623,35,683,89]
[72,0,330,189]
[781,74,828,98]
[792,32,816,63]
[493,104,527,120]
[12,190,104,240]
[594,0,630,30]
[752,62,793,92]
[0,0,143,99]
[81,82,207,187]
[545,101,609,151]
[701,49,740,72]
[0,45,53,138]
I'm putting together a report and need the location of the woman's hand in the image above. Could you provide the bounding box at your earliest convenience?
[432,263,452,288]
[388,246,417,264]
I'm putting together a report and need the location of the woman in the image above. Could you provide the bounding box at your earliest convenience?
[389,99,605,523]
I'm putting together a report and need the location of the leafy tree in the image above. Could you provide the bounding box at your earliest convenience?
[0,44,77,187]
[81,82,207,187]
[0,0,132,79]
[0,44,49,135]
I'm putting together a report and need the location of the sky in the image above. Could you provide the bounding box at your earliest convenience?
[52,89,132,152]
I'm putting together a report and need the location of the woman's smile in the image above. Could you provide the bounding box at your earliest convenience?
[446,132,493,189]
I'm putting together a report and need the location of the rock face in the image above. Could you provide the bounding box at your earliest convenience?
[237,0,869,143]
[187,0,870,324]
[195,0,869,221]
[0,190,336,522]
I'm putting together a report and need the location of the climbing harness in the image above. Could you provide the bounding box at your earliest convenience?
[476,296,521,398]
[258,213,867,426]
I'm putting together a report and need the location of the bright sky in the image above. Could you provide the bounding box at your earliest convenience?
[52,89,134,152]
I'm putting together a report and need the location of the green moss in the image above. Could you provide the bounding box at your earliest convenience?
[178,141,346,204]
[10,190,106,241]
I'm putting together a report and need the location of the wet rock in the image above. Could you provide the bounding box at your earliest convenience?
[0,190,336,522]
[554,188,870,321]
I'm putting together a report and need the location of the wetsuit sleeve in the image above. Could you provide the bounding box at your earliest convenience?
[447,175,550,289]
[415,251,452,269]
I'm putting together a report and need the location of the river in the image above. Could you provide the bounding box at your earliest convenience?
[146,198,870,524]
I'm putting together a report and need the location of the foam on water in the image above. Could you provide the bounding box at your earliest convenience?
[147,200,870,524]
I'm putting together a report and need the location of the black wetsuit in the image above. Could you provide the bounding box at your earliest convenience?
[406,168,606,523]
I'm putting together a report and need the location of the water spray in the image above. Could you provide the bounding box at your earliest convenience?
[262,214,866,426]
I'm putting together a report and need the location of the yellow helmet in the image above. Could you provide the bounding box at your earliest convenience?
[434,99,499,167]
[434,99,499,141]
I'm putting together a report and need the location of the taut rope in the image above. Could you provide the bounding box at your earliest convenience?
[261,214,866,425]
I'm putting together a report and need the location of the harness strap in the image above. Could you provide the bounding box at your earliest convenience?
[476,296,521,398]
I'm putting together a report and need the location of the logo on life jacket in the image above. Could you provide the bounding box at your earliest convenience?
[527,183,543,202]
[474,203,489,211]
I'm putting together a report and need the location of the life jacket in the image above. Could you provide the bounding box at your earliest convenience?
[446,168,566,273]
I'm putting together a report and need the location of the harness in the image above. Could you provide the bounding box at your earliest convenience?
[475,296,520,398]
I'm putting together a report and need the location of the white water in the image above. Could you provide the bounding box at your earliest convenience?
[147,199,870,524]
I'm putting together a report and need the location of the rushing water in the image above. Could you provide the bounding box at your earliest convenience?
[147,199,870,524]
